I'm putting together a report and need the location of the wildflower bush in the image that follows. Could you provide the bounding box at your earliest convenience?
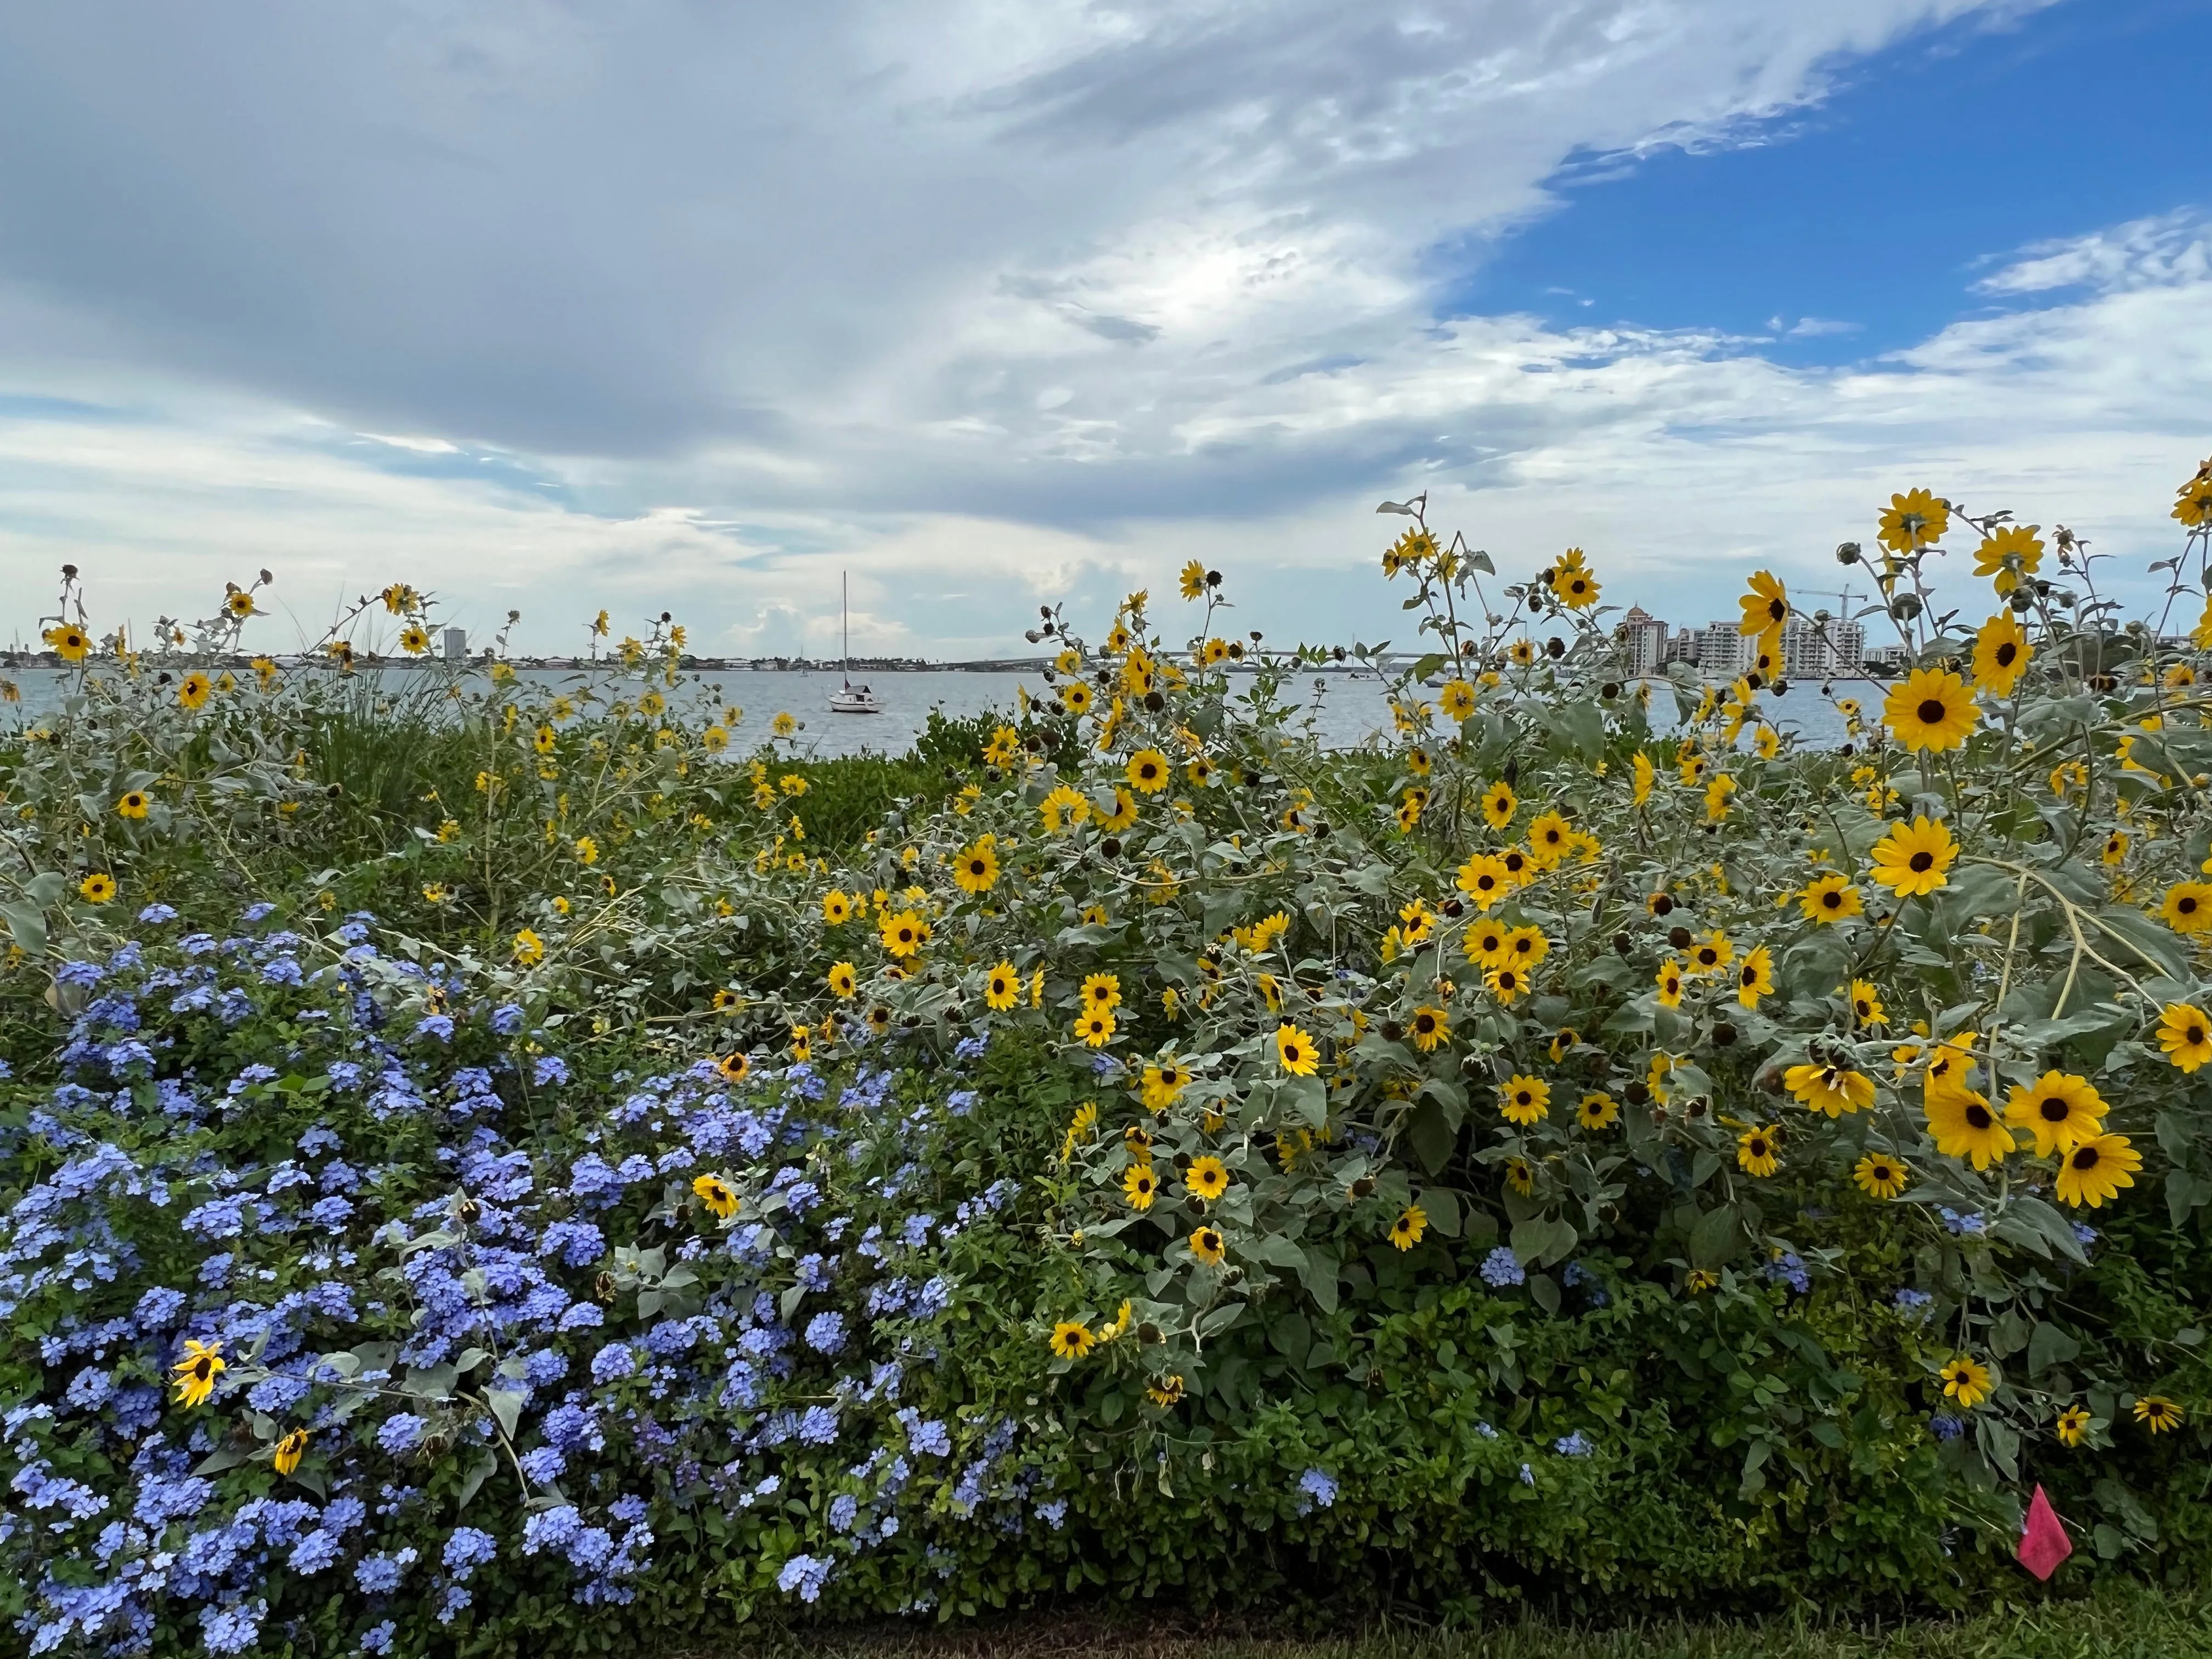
[6,466,2212,1655]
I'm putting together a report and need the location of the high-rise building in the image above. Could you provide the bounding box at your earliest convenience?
[1620,606,1670,675]
[442,628,468,661]
[1696,622,1746,678]
[1780,615,1867,679]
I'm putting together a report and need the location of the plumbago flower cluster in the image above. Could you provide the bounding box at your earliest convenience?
[0,910,1056,1654]
[3,464,2212,1645]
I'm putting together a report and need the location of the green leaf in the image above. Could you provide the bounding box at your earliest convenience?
[0,901,47,958]
[2092,906,2189,983]
[457,1449,499,1512]
[2027,1321,2083,1376]
[1510,1216,1577,1269]
[484,1387,523,1443]
[1407,1099,1456,1175]
[1688,1204,1740,1270]
[1300,1244,1340,1316]
[1420,1187,1462,1239]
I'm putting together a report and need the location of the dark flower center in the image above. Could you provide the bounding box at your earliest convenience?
[1823,890,1842,908]
[2183,896,2200,915]
[1917,698,1947,724]
[2190,1025,2206,1044]
[1966,1103,1993,1129]
[1995,642,2017,666]
[2040,1097,2070,1122]
[2073,1147,2100,1170]
[1909,851,1934,872]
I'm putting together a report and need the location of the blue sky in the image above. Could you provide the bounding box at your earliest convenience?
[0,1,2205,658]
[1454,0,2211,365]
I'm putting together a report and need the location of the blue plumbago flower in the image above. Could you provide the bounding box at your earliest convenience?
[776,1553,833,1602]
[1297,1468,1339,1509]
[534,1056,571,1086]
[442,1526,497,1581]
[1765,1252,1811,1294]
[1480,1246,1526,1288]
[1553,1431,1594,1457]
[1519,1463,1536,1486]
[1893,1288,1935,1313]
[1929,1413,1965,1442]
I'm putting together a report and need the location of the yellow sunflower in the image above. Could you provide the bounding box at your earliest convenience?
[1123,1164,1159,1211]
[1878,487,1950,553]
[2157,1002,2212,1072]
[1971,523,2043,592]
[878,910,931,957]
[1882,667,1979,752]
[1275,1023,1319,1076]
[1126,748,1171,794]
[1736,1126,1780,1177]
[1735,946,1774,1009]
[1737,571,1789,636]
[272,1426,308,1475]
[80,872,117,904]
[1848,979,1887,1027]
[1970,612,2032,695]
[1869,815,1957,898]
[1188,1227,1227,1267]
[2053,1131,2140,1209]
[1926,1089,2015,1170]
[1040,784,1090,833]
[1799,873,1863,923]
[1389,1204,1429,1250]
[2160,881,2212,935]
[2134,1396,2184,1434]
[1576,1091,1620,1131]
[1852,1152,1908,1199]
[170,1338,226,1407]
[1479,779,1516,828]
[2055,1406,2091,1447]
[1498,1074,1550,1126]
[1455,853,1511,910]
[826,961,858,999]
[1048,1322,1096,1360]
[1186,1156,1231,1203]
[178,672,212,710]
[692,1175,738,1218]
[951,837,1000,895]
[1551,562,1600,610]
[2003,1071,2108,1156]
[1408,1005,1451,1052]
[1784,1063,1875,1118]
[1940,1353,1992,1409]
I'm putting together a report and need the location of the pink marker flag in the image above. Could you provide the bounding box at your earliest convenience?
[2017,1483,2073,1580]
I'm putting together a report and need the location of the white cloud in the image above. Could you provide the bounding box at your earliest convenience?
[7,0,2197,659]
[1973,210,2211,297]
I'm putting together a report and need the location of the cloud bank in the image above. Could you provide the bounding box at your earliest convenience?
[1,0,2202,655]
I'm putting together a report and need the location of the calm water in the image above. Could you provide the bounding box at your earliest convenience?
[1,665,1869,758]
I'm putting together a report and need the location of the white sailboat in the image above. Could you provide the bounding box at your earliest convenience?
[828,572,882,714]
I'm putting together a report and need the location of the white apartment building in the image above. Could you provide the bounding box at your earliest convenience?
[1780,615,1866,679]
[1620,606,1671,675]
[1696,622,1747,678]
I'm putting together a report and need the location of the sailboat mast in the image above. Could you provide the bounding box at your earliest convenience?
[842,571,850,686]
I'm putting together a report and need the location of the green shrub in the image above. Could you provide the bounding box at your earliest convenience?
[5,470,2212,1654]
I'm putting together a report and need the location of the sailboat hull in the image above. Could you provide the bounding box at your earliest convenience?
[828,691,882,713]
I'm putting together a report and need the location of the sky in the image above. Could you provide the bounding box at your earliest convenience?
[0,0,2207,661]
